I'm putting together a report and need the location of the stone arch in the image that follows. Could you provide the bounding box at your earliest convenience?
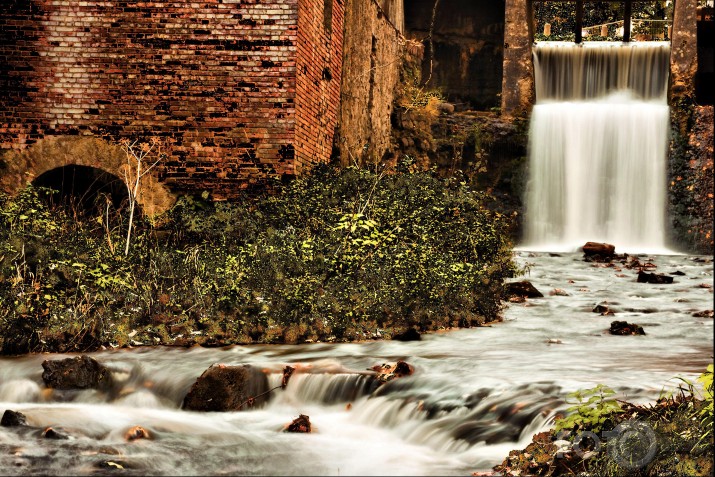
[0,136,175,217]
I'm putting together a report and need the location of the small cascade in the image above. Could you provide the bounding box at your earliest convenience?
[523,42,672,253]
[272,372,378,404]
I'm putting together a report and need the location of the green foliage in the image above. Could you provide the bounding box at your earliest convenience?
[0,163,516,353]
[555,384,624,435]
[694,364,714,450]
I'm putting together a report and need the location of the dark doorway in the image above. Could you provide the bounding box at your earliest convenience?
[404,0,506,111]
[32,165,128,216]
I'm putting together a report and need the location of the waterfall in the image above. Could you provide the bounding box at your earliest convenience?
[523,42,672,254]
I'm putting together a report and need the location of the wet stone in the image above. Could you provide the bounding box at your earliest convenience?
[582,241,616,261]
[41,355,113,391]
[609,321,646,336]
[284,414,311,433]
[692,310,714,318]
[1,410,27,427]
[181,364,270,412]
[505,280,544,298]
[372,360,415,385]
[637,270,674,284]
[42,427,70,439]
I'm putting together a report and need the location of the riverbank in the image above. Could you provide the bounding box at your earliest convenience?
[494,367,714,477]
[0,163,516,355]
[1,250,712,475]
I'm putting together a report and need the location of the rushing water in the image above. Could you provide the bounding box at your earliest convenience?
[523,42,672,254]
[1,252,712,475]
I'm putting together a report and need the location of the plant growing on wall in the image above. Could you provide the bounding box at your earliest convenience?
[119,138,163,256]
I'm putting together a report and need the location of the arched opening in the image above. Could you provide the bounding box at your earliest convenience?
[32,165,129,217]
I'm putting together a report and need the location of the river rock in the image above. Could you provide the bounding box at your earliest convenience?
[609,321,645,336]
[372,361,414,385]
[693,310,714,318]
[391,328,421,341]
[181,364,270,412]
[505,280,544,298]
[124,426,151,441]
[637,270,674,284]
[592,302,615,315]
[549,288,570,296]
[42,426,70,439]
[1,410,27,427]
[582,242,616,260]
[284,414,311,433]
[41,355,113,390]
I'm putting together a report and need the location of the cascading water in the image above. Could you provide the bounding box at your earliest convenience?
[523,42,672,254]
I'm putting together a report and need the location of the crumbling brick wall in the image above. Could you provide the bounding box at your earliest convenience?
[295,0,343,173]
[0,0,343,199]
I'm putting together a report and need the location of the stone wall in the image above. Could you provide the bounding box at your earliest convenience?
[0,0,343,199]
[501,0,534,118]
[336,0,403,166]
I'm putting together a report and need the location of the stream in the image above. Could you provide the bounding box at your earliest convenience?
[1,251,713,475]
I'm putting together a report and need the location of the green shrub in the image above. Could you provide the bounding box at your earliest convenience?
[0,163,516,353]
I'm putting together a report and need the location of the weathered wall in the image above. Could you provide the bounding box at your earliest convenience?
[0,0,342,199]
[670,0,698,106]
[294,0,343,173]
[667,0,713,254]
[404,0,505,111]
[501,0,534,118]
[337,0,403,165]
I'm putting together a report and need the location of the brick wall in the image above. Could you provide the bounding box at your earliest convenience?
[294,0,344,173]
[0,0,341,198]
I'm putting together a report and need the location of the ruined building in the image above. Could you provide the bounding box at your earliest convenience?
[1,0,712,229]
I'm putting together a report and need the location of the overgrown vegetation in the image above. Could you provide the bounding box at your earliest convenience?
[0,162,516,355]
[495,366,715,477]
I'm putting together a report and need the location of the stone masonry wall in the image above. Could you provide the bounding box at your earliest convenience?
[336,0,403,166]
[0,0,341,199]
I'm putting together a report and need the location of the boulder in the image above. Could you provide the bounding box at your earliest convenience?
[181,364,270,412]
[41,355,113,390]
[582,242,616,260]
[1,409,27,427]
[391,328,421,341]
[609,321,645,336]
[505,280,544,298]
[637,271,674,284]
[284,414,311,433]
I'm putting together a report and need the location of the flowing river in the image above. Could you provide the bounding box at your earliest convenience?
[1,251,713,475]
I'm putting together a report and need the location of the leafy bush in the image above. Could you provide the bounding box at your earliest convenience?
[554,384,623,435]
[0,163,516,353]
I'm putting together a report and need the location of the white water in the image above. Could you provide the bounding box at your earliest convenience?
[523,42,673,254]
[1,252,712,475]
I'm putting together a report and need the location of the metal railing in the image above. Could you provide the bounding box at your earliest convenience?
[581,19,672,41]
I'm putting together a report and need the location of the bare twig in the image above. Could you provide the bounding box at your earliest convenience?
[120,137,163,256]
[423,0,441,86]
